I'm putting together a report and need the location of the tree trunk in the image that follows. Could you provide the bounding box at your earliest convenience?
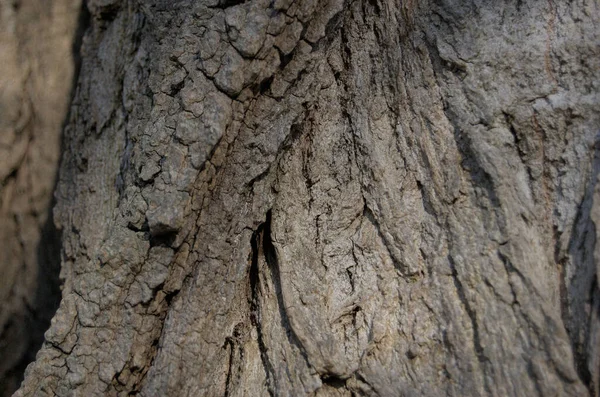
[15,0,600,395]
[0,0,81,395]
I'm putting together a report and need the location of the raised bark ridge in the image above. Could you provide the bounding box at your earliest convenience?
[16,0,600,396]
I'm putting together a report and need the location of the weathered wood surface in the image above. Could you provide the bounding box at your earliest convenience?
[14,0,600,395]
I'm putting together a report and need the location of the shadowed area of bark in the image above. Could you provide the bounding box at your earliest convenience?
[0,1,85,395]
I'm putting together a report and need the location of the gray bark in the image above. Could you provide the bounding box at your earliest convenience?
[0,0,81,395]
[15,0,600,396]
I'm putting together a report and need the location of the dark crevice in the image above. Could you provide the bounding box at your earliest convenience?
[127,219,149,233]
[93,2,121,22]
[127,276,187,393]
[366,0,381,15]
[246,168,270,190]
[127,317,166,394]
[340,22,352,68]
[222,337,235,397]
[503,112,522,152]
[209,0,247,9]
[320,373,347,389]
[249,210,316,395]
[346,266,355,293]
[168,78,185,97]
[254,75,274,96]
[277,47,296,70]
[249,217,276,397]
[148,230,178,248]
[116,139,133,201]
[416,179,436,217]
[163,287,180,306]
[259,75,275,95]
[221,323,246,397]
[502,112,536,194]
[0,169,18,190]
[301,131,315,208]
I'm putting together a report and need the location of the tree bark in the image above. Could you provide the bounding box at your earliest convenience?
[16,0,600,396]
[0,0,81,395]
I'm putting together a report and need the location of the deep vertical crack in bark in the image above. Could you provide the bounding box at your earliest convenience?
[249,217,276,397]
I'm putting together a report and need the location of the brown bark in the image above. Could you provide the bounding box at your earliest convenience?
[14,0,600,396]
[0,0,81,395]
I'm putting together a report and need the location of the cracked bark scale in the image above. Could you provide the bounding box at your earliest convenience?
[15,0,600,396]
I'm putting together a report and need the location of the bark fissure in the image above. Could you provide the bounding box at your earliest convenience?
[249,218,277,397]
[222,336,236,397]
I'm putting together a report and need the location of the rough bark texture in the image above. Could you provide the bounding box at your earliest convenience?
[0,0,81,395]
[16,0,600,396]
